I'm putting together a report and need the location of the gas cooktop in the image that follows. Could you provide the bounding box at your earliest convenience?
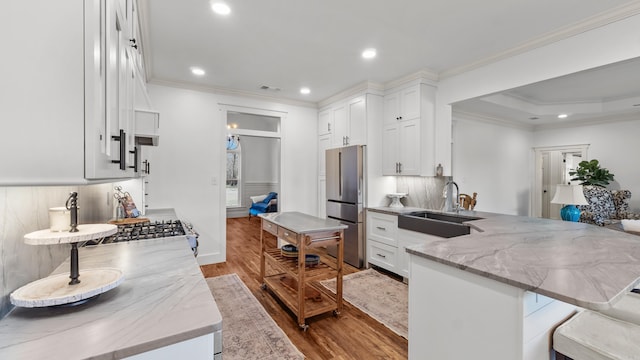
[86,220,186,245]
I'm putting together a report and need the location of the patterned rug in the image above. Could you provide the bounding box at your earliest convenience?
[206,274,304,360]
[320,269,408,338]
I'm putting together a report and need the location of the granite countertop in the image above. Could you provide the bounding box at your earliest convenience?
[0,237,221,359]
[402,210,640,310]
[259,211,347,234]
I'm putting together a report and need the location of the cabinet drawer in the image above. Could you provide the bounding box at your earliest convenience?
[262,221,278,236]
[368,240,397,271]
[277,227,298,244]
[368,213,397,246]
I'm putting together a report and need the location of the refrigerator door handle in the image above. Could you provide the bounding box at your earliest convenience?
[338,151,342,197]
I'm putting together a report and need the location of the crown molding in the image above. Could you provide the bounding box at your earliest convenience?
[533,111,640,131]
[317,81,385,108]
[383,69,439,91]
[452,109,535,131]
[148,78,319,109]
[439,2,640,79]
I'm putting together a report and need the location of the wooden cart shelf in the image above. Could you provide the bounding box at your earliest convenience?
[259,212,346,330]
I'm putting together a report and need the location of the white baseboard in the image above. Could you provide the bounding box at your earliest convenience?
[197,252,225,266]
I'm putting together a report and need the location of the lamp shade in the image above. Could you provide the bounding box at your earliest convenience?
[550,184,589,205]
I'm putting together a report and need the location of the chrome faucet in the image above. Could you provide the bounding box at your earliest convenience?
[443,180,461,213]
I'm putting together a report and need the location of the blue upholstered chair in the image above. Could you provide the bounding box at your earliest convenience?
[249,192,278,218]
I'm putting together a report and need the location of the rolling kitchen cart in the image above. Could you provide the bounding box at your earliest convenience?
[259,212,346,330]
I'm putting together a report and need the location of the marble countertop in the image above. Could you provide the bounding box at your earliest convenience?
[259,211,347,234]
[0,237,221,359]
[403,210,640,310]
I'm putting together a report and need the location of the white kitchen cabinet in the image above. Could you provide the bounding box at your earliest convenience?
[318,176,326,218]
[366,211,399,273]
[408,254,575,360]
[318,108,332,136]
[396,228,431,278]
[318,134,331,177]
[0,0,141,185]
[320,95,368,148]
[382,82,436,176]
[330,102,348,147]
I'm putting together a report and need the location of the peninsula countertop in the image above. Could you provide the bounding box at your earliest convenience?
[0,237,221,359]
[259,211,347,233]
[399,209,640,310]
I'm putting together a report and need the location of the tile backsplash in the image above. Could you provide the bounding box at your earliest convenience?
[0,183,115,318]
[395,176,448,210]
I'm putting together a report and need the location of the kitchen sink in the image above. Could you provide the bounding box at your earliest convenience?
[397,211,482,238]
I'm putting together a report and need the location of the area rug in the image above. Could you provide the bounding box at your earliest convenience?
[206,274,304,360]
[320,269,408,339]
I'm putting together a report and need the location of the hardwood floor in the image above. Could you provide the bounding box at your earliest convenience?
[201,217,408,359]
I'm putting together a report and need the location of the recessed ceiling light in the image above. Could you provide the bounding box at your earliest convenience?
[211,2,231,15]
[362,48,377,59]
[300,87,310,95]
[557,114,568,119]
[191,67,205,76]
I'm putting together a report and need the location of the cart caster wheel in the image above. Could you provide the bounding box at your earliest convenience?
[260,283,267,290]
[299,324,309,331]
[333,310,341,317]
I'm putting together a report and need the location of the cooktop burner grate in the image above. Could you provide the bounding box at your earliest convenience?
[89,220,187,245]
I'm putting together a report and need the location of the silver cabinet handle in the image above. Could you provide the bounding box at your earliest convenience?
[398,162,402,173]
[376,226,386,231]
[284,232,289,237]
[376,253,386,258]
[328,123,331,132]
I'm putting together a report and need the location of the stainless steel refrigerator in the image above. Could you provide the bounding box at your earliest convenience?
[326,145,365,268]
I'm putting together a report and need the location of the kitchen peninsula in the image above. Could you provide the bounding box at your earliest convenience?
[0,237,221,359]
[402,210,640,359]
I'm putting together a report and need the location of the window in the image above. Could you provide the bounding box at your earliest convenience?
[226,135,241,207]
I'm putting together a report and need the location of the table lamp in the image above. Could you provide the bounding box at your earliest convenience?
[550,184,589,222]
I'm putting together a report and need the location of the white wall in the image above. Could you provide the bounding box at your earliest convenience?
[435,13,640,175]
[147,84,317,265]
[452,115,534,215]
[533,118,640,211]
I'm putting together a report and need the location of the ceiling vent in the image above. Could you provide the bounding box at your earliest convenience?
[260,85,281,92]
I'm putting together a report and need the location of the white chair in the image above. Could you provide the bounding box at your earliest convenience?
[553,310,640,359]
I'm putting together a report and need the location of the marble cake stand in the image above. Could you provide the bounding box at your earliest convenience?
[387,193,407,208]
[10,224,121,308]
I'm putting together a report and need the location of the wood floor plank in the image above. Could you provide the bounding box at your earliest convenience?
[201,216,408,359]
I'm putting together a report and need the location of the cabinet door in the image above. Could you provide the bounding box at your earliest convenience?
[346,96,366,145]
[400,85,420,121]
[318,176,326,218]
[382,124,398,175]
[331,103,347,147]
[103,0,133,178]
[398,119,420,175]
[397,229,426,278]
[318,134,331,176]
[318,108,332,136]
[383,91,400,125]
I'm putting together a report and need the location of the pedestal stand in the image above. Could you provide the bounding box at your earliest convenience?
[10,224,122,308]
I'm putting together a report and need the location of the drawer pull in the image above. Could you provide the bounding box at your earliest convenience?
[376,253,386,258]
[284,232,289,237]
[267,224,272,228]
[376,226,386,231]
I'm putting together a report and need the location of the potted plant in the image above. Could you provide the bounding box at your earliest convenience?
[569,159,615,188]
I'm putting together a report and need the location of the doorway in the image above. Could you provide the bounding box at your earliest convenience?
[220,106,284,220]
[533,144,588,219]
